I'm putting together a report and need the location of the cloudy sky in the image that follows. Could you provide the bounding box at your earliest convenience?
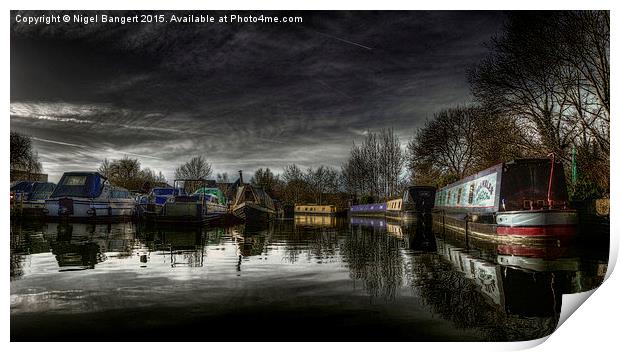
[10,10,505,182]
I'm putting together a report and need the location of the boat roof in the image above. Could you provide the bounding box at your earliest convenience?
[61,171,108,180]
[438,158,557,191]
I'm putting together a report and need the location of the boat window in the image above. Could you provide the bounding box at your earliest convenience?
[64,175,87,186]
[447,191,451,205]
[10,181,34,193]
[468,184,475,204]
[457,188,462,204]
[29,183,56,200]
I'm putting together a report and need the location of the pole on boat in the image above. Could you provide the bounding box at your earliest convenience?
[547,153,556,209]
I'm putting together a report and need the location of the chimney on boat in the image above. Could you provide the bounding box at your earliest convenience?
[238,170,243,185]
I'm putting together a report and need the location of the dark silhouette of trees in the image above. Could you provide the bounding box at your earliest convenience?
[174,156,213,180]
[406,106,523,187]
[98,157,167,191]
[468,11,609,196]
[251,168,280,198]
[407,11,609,198]
[10,132,42,176]
[342,128,405,202]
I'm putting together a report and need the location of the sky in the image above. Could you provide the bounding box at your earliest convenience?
[10,10,506,183]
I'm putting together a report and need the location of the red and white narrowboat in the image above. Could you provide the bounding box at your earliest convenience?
[432,158,577,242]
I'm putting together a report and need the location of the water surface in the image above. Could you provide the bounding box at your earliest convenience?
[10,216,608,341]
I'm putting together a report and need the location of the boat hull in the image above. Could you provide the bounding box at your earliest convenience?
[44,197,135,221]
[432,210,578,242]
[11,200,47,217]
[233,202,275,223]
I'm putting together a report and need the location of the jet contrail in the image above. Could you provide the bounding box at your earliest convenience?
[31,137,87,148]
[116,151,163,160]
[314,30,372,50]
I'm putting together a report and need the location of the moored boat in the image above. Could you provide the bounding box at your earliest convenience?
[294,204,344,216]
[11,181,56,217]
[401,186,436,217]
[137,187,187,216]
[351,186,436,219]
[349,202,387,217]
[43,172,135,221]
[432,158,578,242]
[155,180,217,224]
[192,187,229,220]
[231,184,276,223]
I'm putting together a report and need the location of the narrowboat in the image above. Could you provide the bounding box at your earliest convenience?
[294,204,343,216]
[402,186,436,215]
[349,202,387,217]
[231,185,276,223]
[10,181,56,216]
[386,186,436,219]
[352,186,437,219]
[43,172,135,221]
[432,158,578,241]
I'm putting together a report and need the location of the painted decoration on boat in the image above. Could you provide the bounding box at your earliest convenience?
[435,172,498,208]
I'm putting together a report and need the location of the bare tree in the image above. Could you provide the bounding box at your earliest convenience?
[174,156,213,180]
[468,11,609,196]
[342,128,405,202]
[281,164,309,205]
[98,157,167,190]
[10,132,42,176]
[251,168,279,197]
[305,166,340,204]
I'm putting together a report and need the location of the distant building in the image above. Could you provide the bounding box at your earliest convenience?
[10,169,48,182]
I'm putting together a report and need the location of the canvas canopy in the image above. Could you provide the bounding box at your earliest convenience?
[50,172,106,199]
[193,187,226,205]
[28,182,56,200]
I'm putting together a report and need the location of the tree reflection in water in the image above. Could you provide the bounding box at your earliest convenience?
[409,251,559,341]
[343,220,405,302]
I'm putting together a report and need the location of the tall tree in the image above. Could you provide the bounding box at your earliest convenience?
[10,132,42,175]
[97,157,167,191]
[251,168,279,197]
[342,128,405,201]
[174,156,213,180]
[469,11,609,195]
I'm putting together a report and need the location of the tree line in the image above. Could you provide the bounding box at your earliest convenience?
[409,11,609,200]
[11,12,607,204]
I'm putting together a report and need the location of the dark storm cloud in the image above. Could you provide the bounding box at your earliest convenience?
[10,10,505,181]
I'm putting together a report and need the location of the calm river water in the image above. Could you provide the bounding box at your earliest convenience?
[10,215,608,341]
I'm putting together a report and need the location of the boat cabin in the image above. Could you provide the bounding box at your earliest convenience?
[50,172,107,199]
[434,159,570,213]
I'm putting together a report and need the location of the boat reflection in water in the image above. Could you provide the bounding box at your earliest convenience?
[294,214,339,228]
[10,215,608,342]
